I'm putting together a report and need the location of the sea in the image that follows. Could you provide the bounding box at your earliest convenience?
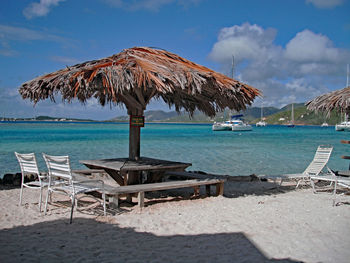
[1,121,349,178]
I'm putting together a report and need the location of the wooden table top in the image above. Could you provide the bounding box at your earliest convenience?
[80,157,192,172]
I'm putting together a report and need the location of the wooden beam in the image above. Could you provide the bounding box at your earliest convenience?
[205,185,211,196]
[104,168,125,186]
[138,191,145,208]
[216,182,224,196]
[109,195,119,209]
[122,93,143,112]
[194,186,200,196]
[134,87,146,109]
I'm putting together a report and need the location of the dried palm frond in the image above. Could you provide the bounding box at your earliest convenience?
[306,86,350,116]
[20,47,260,117]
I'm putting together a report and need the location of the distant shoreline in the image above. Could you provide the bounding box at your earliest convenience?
[0,120,335,127]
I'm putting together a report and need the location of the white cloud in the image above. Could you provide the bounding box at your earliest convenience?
[285,30,342,63]
[209,23,350,108]
[306,0,345,9]
[23,0,65,19]
[209,23,279,64]
[0,24,73,56]
[0,25,64,42]
[50,56,80,65]
[102,0,201,11]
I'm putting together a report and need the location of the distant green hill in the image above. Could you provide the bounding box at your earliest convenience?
[261,104,341,125]
[110,103,343,125]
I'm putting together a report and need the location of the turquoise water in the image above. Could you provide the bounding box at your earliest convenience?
[1,122,349,178]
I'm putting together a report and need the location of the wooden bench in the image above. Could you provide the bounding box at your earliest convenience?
[104,179,225,208]
[165,171,229,180]
[72,169,106,175]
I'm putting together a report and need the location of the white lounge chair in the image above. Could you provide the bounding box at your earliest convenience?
[43,153,106,223]
[311,167,350,206]
[15,152,48,212]
[259,145,333,188]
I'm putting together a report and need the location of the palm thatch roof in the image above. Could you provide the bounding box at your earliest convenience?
[19,47,260,117]
[306,86,350,116]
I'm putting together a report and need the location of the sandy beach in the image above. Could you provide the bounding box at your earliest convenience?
[0,180,349,263]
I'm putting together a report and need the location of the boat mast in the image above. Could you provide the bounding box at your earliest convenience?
[231,55,235,79]
[347,64,349,88]
[345,64,349,122]
[291,103,294,125]
[230,55,235,118]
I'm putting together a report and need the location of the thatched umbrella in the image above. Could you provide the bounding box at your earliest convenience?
[306,86,350,116]
[19,47,260,160]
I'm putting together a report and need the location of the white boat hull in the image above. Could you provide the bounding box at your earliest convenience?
[256,121,266,127]
[213,116,252,132]
[336,123,350,131]
[212,124,231,131]
[232,124,252,131]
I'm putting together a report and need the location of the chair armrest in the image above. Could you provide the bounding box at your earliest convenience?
[73,179,105,192]
[73,179,104,185]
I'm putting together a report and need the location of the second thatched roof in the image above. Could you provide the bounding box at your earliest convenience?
[306,86,350,116]
[19,47,260,117]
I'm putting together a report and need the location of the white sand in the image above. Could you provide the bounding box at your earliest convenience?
[0,181,349,263]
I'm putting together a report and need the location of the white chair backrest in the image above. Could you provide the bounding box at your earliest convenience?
[15,152,40,177]
[43,153,72,181]
[304,145,333,176]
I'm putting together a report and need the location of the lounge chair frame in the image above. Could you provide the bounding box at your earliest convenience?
[43,153,106,223]
[15,152,48,212]
[259,145,333,188]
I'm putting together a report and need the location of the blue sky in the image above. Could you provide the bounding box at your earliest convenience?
[1,0,349,120]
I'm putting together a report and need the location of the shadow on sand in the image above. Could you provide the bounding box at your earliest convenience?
[0,218,301,263]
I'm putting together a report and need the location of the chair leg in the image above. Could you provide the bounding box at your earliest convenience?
[44,189,51,215]
[310,179,317,194]
[102,192,106,216]
[19,184,24,206]
[332,180,337,207]
[39,187,43,212]
[70,195,75,224]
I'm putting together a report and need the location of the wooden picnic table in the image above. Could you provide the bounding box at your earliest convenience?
[80,157,191,186]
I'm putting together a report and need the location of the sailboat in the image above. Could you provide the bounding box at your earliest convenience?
[287,103,295,127]
[335,109,350,131]
[256,104,267,127]
[335,64,350,132]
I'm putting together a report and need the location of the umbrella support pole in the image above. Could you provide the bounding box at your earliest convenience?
[129,124,141,161]
[128,111,143,185]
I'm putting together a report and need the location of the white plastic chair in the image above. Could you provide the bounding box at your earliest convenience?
[291,145,333,188]
[15,152,48,212]
[43,153,106,223]
[259,145,333,188]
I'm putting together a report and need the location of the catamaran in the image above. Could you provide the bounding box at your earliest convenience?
[336,110,350,131]
[335,121,350,131]
[335,65,350,132]
[212,114,252,131]
[212,56,252,132]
